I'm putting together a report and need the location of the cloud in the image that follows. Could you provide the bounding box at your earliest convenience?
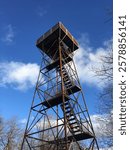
[36,6,47,17]
[89,113,113,150]
[19,118,27,124]
[91,113,112,138]
[74,35,112,88]
[1,24,15,44]
[0,35,112,90]
[0,61,39,90]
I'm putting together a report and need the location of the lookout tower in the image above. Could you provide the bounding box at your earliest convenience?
[21,22,99,150]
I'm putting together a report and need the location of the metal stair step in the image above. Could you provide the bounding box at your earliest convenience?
[61,102,69,107]
[65,110,71,114]
[66,114,74,117]
[63,75,69,79]
[71,129,81,133]
[65,84,72,87]
[69,121,78,125]
[63,74,68,79]
[70,125,80,130]
[64,106,70,109]
[64,78,69,82]
[65,82,72,86]
[64,79,71,83]
[68,117,75,121]
[62,70,67,73]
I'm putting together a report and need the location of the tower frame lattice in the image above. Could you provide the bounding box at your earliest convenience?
[21,22,99,150]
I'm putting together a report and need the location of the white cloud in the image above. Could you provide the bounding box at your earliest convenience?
[19,118,27,124]
[91,113,113,138]
[0,35,112,90]
[91,113,113,150]
[36,6,47,17]
[0,61,39,90]
[1,24,15,44]
[74,36,112,88]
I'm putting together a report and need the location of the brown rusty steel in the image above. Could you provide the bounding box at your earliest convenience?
[21,22,99,150]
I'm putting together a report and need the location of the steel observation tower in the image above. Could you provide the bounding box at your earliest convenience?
[21,22,99,150]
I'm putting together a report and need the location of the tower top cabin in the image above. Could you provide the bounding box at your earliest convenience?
[36,22,79,59]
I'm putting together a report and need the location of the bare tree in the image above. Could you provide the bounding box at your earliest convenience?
[93,48,113,113]
[0,116,5,150]
[91,47,113,148]
[0,117,23,150]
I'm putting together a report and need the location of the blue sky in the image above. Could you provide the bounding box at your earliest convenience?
[0,0,112,122]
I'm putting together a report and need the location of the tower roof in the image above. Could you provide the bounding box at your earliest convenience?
[36,22,79,54]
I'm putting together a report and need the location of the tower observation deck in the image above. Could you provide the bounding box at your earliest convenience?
[21,22,99,150]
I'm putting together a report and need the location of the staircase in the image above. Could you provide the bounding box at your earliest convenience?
[57,65,81,94]
[59,66,73,89]
[58,66,94,144]
[61,101,82,135]
[59,65,83,136]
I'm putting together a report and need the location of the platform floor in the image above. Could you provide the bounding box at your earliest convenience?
[49,132,94,144]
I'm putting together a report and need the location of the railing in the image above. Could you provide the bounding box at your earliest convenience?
[44,82,62,100]
[43,77,79,100]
